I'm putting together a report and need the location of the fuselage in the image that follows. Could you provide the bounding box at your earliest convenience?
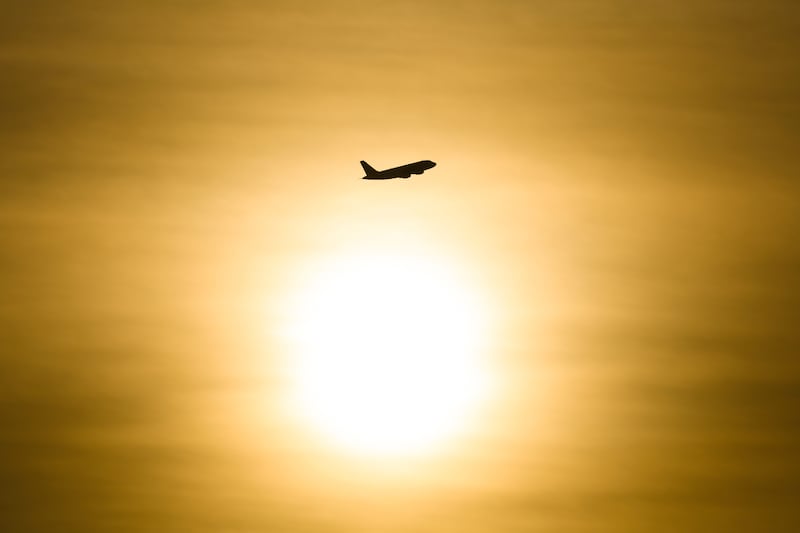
[362,160,436,179]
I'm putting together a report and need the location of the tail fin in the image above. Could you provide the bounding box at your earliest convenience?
[360,160,378,177]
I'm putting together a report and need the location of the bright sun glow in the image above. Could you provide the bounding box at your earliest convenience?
[283,251,490,457]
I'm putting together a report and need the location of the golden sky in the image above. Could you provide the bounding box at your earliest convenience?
[2,1,799,531]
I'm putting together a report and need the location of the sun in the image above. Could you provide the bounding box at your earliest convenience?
[282,250,490,457]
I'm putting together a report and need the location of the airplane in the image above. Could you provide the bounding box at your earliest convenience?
[360,159,436,180]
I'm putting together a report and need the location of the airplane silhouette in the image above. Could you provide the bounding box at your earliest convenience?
[360,160,436,180]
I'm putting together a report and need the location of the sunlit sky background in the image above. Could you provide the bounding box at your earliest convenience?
[2,1,800,531]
